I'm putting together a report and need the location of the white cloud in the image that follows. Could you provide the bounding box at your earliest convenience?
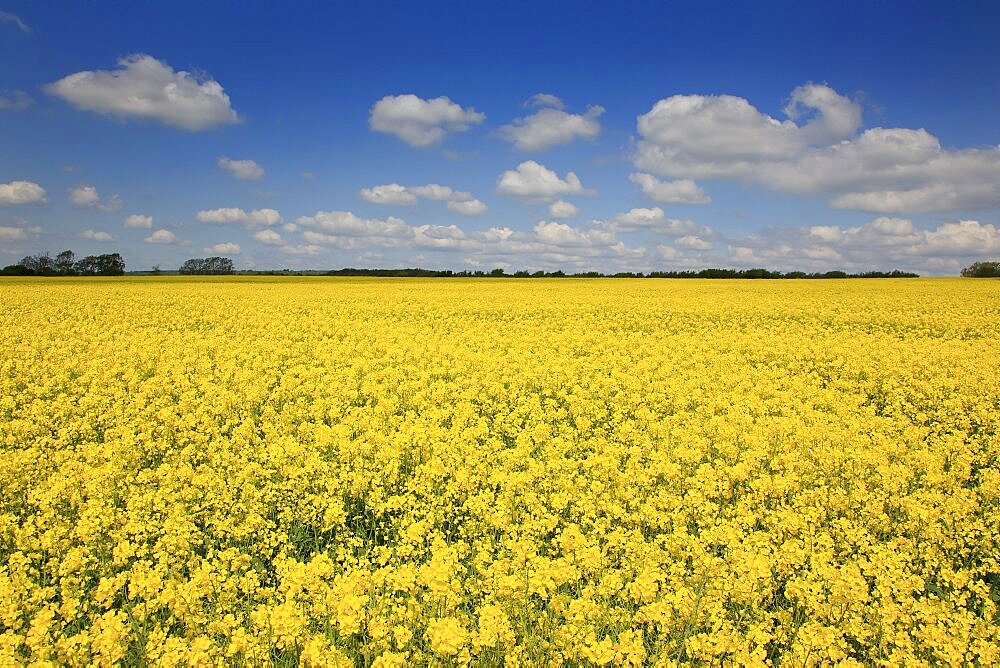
[45,54,240,131]
[0,90,32,110]
[279,244,324,256]
[253,229,283,245]
[484,226,515,241]
[0,10,30,33]
[413,224,468,249]
[217,157,264,181]
[674,235,714,250]
[360,183,487,215]
[549,200,579,219]
[359,183,418,206]
[69,185,99,207]
[275,207,654,272]
[0,226,27,241]
[369,94,485,147]
[534,220,616,248]
[783,83,864,146]
[499,104,604,151]
[496,161,592,201]
[80,229,114,242]
[296,211,411,249]
[196,207,282,229]
[0,180,46,206]
[205,242,240,254]
[69,185,122,211]
[636,83,861,175]
[124,214,153,229]
[526,93,566,110]
[301,172,315,180]
[725,217,1000,275]
[409,184,455,201]
[612,207,701,236]
[629,173,711,205]
[635,83,1000,214]
[145,229,177,244]
[446,199,487,216]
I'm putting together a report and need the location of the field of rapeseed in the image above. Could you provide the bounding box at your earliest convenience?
[0,277,998,666]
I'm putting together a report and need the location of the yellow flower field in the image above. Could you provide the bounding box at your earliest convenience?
[1,277,998,666]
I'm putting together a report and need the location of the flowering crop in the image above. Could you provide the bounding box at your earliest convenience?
[1,277,998,666]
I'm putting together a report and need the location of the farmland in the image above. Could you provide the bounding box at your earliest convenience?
[1,277,998,665]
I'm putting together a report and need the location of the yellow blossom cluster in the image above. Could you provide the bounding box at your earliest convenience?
[0,276,998,665]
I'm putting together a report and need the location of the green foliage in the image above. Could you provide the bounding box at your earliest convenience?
[2,251,124,276]
[961,261,1000,277]
[179,257,235,275]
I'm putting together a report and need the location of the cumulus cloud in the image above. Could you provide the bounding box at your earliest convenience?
[196,207,281,229]
[446,199,487,216]
[0,90,32,110]
[548,200,579,219]
[253,229,283,245]
[217,157,264,180]
[0,10,30,33]
[69,185,122,212]
[635,83,1000,214]
[629,173,711,205]
[360,182,487,215]
[80,229,114,242]
[279,206,654,273]
[359,183,418,206]
[413,224,469,249]
[124,214,153,229]
[0,226,27,241]
[369,94,485,147]
[205,242,240,254]
[612,207,702,236]
[69,185,99,207]
[526,93,566,110]
[145,229,177,244]
[496,161,592,201]
[279,244,324,256]
[499,102,604,151]
[0,180,46,206]
[534,221,616,248]
[674,235,714,250]
[296,211,411,249]
[725,217,1000,275]
[45,54,240,131]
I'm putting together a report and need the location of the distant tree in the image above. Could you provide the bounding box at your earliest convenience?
[96,253,125,275]
[179,257,234,275]
[961,261,1000,277]
[19,253,54,275]
[73,253,125,276]
[0,250,125,277]
[151,264,162,275]
[54,250,76,276]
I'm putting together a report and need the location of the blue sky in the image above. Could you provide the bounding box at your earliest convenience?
[2,1,999,274]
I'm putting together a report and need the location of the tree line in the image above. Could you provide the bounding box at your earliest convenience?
[21,252,1000,278]
[179,257,235,275]
[960,261,1000,277]
[316,267,920,279]
[1,250,125,276]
